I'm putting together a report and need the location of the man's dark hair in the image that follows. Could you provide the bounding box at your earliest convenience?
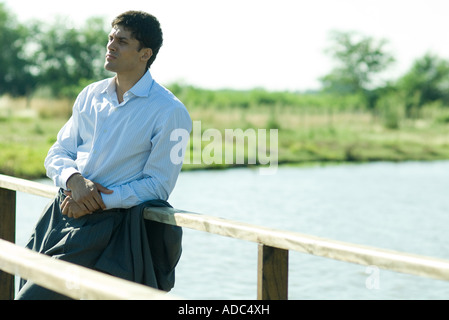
[112,11,163,69]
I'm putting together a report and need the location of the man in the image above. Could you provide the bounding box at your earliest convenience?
[16,11,191,300]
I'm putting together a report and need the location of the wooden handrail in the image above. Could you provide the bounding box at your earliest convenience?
[0,174,177,300]
[0,238,179,300]
[0,174,58,198]
[1,174,449,300]
[143,206,449,281]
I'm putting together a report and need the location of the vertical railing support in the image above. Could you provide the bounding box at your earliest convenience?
[257,244,288,300]
[0,187,16,300]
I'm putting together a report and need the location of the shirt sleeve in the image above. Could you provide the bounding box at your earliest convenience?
[44,93,83,190]
[100,105,192,209]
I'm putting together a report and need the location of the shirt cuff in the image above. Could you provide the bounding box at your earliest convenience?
[101,187,122,210]
[60,168,81,190]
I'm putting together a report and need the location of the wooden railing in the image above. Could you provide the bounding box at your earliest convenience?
[1,173,449,300]
[0,174,179,300]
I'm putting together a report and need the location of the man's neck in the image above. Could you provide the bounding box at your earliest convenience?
[114,69,147,103]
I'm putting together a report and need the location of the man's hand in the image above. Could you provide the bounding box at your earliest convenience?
[61,196,91,219]
[66,173,113,213]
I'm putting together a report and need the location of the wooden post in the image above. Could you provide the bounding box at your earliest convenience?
[257,244,288,300]
[0,187,16,300]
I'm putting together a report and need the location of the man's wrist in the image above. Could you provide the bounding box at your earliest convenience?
[66,173,82,190]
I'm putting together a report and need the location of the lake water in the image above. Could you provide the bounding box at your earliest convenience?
[14,161,449,299]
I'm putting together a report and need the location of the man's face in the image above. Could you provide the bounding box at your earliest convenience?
[105,26,146,74]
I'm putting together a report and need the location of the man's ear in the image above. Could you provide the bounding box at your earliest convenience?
[141,48,153,63]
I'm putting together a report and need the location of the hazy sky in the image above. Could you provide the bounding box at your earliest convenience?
[4,0,449,91]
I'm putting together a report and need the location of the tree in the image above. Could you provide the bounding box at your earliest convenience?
[320,31,395,108]
[32,17,112,98]
[397,53,449,114]
[0,3,36,96]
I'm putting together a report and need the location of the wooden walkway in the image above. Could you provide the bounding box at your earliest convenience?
[1,174,449,300]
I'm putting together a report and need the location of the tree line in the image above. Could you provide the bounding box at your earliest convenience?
[321,30,449,117]
[1,3,110,99]
[2,2,449,117]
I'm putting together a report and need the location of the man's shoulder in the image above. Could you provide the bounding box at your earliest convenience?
[149,81,191,126]
[151,81,188,112]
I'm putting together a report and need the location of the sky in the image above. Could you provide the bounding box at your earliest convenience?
[3,0,449,92]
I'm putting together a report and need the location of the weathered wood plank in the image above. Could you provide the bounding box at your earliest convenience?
[0,188,15,242]
[0,188,16,300]
[0,174,58,199]
[0,239,179,300]
[257,244,288,300]
[144,207,449,281]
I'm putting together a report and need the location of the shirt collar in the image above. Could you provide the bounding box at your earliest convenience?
[129,70,153,98]
[102,70,154,99]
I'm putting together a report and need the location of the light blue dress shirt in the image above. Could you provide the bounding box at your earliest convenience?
[45,71,192,209]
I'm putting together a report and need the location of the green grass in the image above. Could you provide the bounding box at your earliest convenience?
[184,104,449,168]
[1,92,449,180]
[0,115,63,178]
